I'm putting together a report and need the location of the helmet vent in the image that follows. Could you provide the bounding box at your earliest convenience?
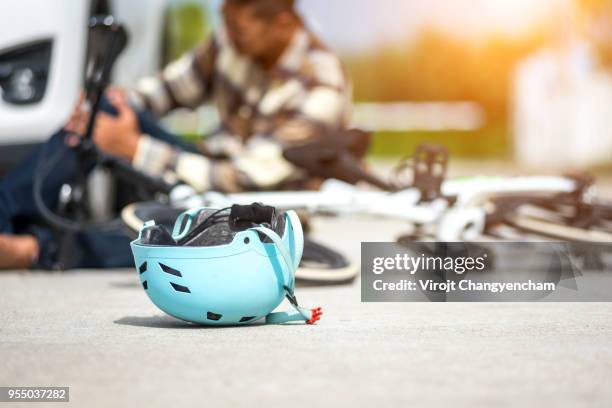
[207,312,222,321]
[139,262,147,274]
[239,316,255,322]
[142,280,148,290]
[159,263,182,277]
[170,282,191,293]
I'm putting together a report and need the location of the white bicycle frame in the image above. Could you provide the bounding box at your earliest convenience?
[167,175,579,241]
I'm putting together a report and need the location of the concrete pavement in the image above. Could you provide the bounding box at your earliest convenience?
[1,217,611,407]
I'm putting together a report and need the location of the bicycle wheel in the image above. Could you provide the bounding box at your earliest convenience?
[487,194,612,242]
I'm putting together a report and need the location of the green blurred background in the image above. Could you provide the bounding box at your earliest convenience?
[161,0,612,162]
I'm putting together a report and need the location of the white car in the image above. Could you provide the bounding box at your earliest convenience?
[0,0,173,174]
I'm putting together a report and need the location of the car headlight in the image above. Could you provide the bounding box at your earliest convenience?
[0,40,52,105]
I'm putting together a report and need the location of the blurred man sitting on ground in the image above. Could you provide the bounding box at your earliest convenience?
[0,0,351,269]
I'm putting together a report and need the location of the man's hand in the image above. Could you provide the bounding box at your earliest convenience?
[64,90,89,137]
[93,89,141,161]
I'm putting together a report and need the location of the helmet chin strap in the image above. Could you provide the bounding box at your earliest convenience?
[249,217,323,325]
[265,288,323,324]
[265,307,322,325]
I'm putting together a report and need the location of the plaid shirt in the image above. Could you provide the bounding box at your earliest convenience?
[131,26,351,192]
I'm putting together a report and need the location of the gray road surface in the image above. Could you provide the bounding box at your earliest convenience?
[1,217,611,407]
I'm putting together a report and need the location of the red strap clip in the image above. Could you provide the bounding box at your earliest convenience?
[306,307,323,324]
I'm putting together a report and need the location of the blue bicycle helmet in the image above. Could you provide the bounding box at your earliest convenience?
[130,203,322,326]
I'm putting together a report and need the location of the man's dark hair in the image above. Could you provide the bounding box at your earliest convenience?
[226,0,298,20]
